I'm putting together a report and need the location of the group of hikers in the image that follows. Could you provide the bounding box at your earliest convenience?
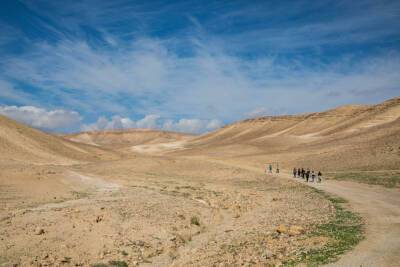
[293,167,323,183]
[265,164,323,183]
[267,164,279,174]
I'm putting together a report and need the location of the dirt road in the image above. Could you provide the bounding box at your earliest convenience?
[312,180,400,267]
[287,175,400,267]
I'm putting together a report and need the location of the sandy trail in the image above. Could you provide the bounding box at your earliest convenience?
[310,180,400,267]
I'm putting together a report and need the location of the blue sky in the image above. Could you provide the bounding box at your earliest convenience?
[0,0,399,133]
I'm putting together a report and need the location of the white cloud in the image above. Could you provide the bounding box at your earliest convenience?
[0,105,81,131]
[163,118,223,134]
[81,115,222,134]
[81,115,135,131]
[206,119,223,130]
[135,114,160,129]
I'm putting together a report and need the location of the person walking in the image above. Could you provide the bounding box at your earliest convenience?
[311,171,315,182]
[293,168,297,178]
[297,168,301,178]
[306,169,310,182]
[317,171,322,183]
[301,168,305,179]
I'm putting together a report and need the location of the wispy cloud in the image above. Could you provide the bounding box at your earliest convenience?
[2,36,400,123]
[0,80,37,105]
[0,24,21,47]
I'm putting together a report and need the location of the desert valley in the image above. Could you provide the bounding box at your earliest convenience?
[0,97,399,267]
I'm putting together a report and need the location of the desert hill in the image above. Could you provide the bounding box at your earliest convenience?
[191,97,400,146]
[5,97,398,170]
[64,129,193,149]
[59,98,400,171]
[0,115,118,164]
[176,97,400,171]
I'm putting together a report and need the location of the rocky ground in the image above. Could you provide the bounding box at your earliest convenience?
[0,156,334,267]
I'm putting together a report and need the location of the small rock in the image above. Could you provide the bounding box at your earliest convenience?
[60,257,71,263]
[95,215,103,223]
[34,227,45,235]
[276,225,287,234]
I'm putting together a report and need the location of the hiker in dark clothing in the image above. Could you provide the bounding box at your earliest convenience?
[297,168,301,178]
[317,171,322,183]
[293,168,297,178]
[269,164,273,173]
[311,171,315,182]
[306,169,310,182]
[301,168,305,179]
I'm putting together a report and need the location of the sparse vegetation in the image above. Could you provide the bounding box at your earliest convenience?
[71,190,90,199]
[284,189,364,266]
[329,171,400,188]
[108,260,128,267]
[91,261,128,267]
[190,216,200,226]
